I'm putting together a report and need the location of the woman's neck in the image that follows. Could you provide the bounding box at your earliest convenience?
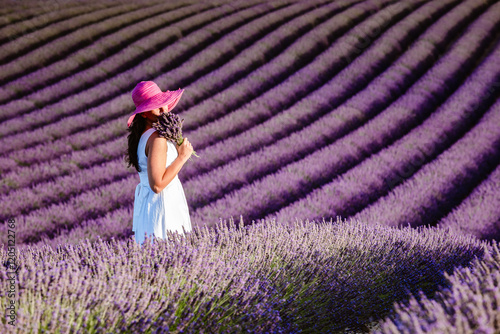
[142,125,152,136]
[143,121,154,132]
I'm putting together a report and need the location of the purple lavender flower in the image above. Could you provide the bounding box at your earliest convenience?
[152,112,200,159]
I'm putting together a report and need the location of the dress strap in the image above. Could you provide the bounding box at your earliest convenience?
[138,128,157,161]
[140,128,156,143]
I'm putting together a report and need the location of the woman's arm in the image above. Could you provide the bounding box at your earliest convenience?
[147,132,189,194]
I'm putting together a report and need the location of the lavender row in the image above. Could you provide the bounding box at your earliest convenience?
[0,0,203,108]
[191,3,500,227]
[156,0,357,113]
[0,0,469,190]
[0,0,133,46]
[1,224,273,332]
[0,0,325,123]
[0,0,411,184]
[374,241,500,334]
[0,1,115,44]
[0,0,356,162]
[353,95,500,230]
[0,217,484,332]
[0,0,166,75]
[0,0,285,150]
[0,131,136,195]
[0,4,43,22]
[437,163,500,241]
[0,158,131,221]
[0,0,119,27]
[0,0,258,132]
[271,23,500,226]
[0,0,344,180]
[0,0,481,196]
[25,205,135,252]
[176,0,411,136]
[1,0,325,136]
[0,116,128,183]
[198,75,496,226]
[180,0,485,181]
[182,0,464,209]
[0,173,138,246]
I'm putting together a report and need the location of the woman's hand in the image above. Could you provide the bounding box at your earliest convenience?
[176,137,193,162]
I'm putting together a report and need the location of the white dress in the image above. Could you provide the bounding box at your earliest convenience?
[132,127,192,245]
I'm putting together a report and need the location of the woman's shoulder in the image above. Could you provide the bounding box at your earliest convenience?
[141,127,157,137]
[145,130,167,157]
[148,130,166,141]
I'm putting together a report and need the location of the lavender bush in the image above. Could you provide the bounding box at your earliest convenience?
[152,111,200,159]
[438,163,500,241]
[0,217,487,333]
[373,240,500,334]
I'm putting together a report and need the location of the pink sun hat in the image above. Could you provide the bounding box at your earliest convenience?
[127,81,184,127]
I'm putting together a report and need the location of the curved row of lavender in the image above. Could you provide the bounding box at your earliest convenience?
[374,240,500,334]
[0,0,499,332]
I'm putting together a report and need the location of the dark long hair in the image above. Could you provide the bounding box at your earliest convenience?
[124,115,147,173]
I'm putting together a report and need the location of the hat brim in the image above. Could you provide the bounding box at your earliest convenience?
[127,89,184,127]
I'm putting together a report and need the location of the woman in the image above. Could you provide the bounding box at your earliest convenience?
[125,81,194,245]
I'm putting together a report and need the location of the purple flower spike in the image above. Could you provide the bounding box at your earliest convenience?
[152,113,200,160]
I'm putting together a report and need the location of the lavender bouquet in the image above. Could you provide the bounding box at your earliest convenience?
[152,112,200,159]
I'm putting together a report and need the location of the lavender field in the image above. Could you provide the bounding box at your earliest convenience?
[0,0,499,332]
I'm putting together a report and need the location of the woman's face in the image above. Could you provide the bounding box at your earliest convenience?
[141,105,169,123]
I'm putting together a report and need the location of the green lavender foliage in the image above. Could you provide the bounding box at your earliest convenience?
[0,217,487,333]
[372,240,500,334]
